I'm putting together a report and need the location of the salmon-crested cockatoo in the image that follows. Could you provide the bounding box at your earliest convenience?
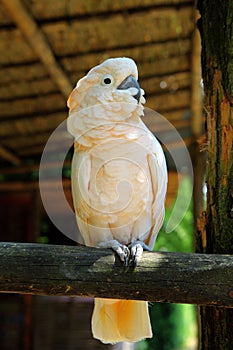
[67,57,167,344]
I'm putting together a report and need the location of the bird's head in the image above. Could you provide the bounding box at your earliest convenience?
[67,57,145,142]
[67,57,145,111]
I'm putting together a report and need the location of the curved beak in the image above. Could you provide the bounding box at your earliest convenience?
[117,75,141,103]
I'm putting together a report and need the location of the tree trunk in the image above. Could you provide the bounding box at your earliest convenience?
[197,1,233,349]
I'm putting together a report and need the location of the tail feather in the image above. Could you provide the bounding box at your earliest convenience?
[91,298,152,344]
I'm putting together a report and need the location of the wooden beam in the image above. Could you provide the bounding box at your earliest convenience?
[62,39,191,75]
[0,159,71,176]
[1,242,233,307]
[0,89,190,119]
[0,145,21,165]
[0,114,65,138]
[146,89,191,112]
[41,7,193,56]
[0,63,46,85]
[0,94,65,118]
[0,77,57,100]
[0,0,194,27]
[1,0,73,98]
[0,38,190,75]
[0,7,193,65]
[0,179,71,192]
[21,0,194,20]
[0,70,191,100]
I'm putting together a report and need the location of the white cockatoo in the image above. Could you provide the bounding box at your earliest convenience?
[67,57,167,344]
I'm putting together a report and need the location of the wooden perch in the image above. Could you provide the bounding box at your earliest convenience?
[1,242,233,307]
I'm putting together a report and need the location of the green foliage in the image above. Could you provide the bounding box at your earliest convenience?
[155,176,194,253]
[38,235,49,244]
[63,167,71,178]
[137,177,197,350]
[145,303,197,350]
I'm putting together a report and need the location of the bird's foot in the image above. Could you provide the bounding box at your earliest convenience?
[128,240,151,266]
[97,239,150,267]
[97,240,130,266]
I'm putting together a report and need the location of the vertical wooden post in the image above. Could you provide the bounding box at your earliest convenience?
[197,0,233,349]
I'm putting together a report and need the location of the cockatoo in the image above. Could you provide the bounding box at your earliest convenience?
[67,57,167,344]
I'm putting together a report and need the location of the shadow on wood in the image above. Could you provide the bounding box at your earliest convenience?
[0,242,233,307]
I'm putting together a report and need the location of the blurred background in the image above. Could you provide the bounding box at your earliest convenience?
[0,0,205,349]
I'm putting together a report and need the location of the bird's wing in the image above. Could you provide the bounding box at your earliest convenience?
[145,139,167,249]
[71,151,92,242]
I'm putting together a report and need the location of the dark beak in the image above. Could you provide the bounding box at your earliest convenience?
[117,75,141,103]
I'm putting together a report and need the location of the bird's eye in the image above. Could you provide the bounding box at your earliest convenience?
[101,74,114,86]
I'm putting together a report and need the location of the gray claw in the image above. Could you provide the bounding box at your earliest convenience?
[115,244,130,266]
[129,240,151,266]
[97,240,130,266]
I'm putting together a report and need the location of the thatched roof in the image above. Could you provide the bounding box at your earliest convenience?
[0,0,202,205]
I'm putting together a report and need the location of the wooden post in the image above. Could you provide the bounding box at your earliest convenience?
[197,0,233,348]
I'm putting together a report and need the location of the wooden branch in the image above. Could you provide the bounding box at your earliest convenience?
[0,145,21,165]
[1,242,233,307]
[1,0,73,98]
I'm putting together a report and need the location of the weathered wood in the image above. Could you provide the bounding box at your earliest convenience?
[0,7,193,65]
[62,40,191,75]
[0,242,233,307]
[0,70,190,100]
[0,113,65,138]
[146,89,190,111]
[0,0,192,25]
[17,138,71,157]
[0,108,189,141]
[2,131,62,152]
[0,4,12,25]
[41,7,193,56]
[0,63,47,84]
[2,0,73,98]
[24,0,193,19]
[142,71,191,96]
[0,39,190,84]
[0,145,21,165]
[0,159,71,176]
[0,27,36,64]
[0,77,58,100]
[0,179,71,192]
[0,88,189,119]
[0,93,64,118]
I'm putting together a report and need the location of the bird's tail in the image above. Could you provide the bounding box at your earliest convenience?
[91,298,152,344]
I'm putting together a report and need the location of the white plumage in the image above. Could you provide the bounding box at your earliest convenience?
[67,57,167,343]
